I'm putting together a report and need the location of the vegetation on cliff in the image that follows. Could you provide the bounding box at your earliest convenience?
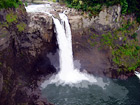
[58,0,140,73]
[63,0,140,23]
[89,19,140,72]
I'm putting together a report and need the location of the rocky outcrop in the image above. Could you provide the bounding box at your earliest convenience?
[68,5,121,31]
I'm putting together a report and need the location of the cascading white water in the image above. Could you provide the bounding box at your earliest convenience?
[53,13,89,83]
[135,71,140,79]
[25,4,97,87]
[42,13,97,86]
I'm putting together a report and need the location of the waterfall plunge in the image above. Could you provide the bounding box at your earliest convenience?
[54,13,90,83]
[41,13,97,87]
[25,4,97,87]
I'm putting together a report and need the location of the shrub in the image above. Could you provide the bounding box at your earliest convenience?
[6,12,18,23]
[0,0,22,9]
[16,22,26,32]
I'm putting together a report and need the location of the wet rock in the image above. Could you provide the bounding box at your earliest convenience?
[50,11,60,19]
[118,75,128,80]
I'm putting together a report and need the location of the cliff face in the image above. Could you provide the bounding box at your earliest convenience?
[68,5,122,78]
[24,3,135,79]
[35,3,122,78]
[0,7,56,105]
[0,2,139,105]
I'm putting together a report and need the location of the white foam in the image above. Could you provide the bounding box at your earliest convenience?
[135,71,140,79]
[25,4,52,15]
[41,13,97,88]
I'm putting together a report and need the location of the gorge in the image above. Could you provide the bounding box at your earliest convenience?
[0,0,140,105]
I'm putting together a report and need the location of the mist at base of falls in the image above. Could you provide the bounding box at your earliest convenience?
[41,77,140,105]
[26,4,97,87]
[41,13,97,88]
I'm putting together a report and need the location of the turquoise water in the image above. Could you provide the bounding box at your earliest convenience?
[41,76,140,105]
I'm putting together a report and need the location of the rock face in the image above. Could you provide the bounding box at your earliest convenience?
[68,5,121,77]
[49,4,121,77]
[0,3,134,105]
[0,7,56,105]
[44,3,121,78]
[68,5,121,31]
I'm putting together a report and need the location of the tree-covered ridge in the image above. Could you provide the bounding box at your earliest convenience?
[0,0,22,9]
[63,0,140,23]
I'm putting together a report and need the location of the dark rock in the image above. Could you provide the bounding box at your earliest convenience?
[0,72,3,94]
[0,7,57,105]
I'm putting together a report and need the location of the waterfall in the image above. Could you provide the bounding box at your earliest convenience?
[135,71,140,79]
[46,13,97,85]
[25,4,97,87]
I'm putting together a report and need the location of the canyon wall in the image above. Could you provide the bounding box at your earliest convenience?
[0,3,139,105]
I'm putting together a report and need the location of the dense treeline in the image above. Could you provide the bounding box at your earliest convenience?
[64,0,140,23]
[0,0,22,9]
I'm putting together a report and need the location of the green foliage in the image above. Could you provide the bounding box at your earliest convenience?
[6,12,18,23]
[101,33,113,46]
[112,43,140,71]
[0,0,22,9]
[90,20,140,72]
[131,33,137,39]
[64,0,103,15]
[24,1,28,7]
[120,0,128,14]
[16,22,26,32]
[52,0,56,2]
